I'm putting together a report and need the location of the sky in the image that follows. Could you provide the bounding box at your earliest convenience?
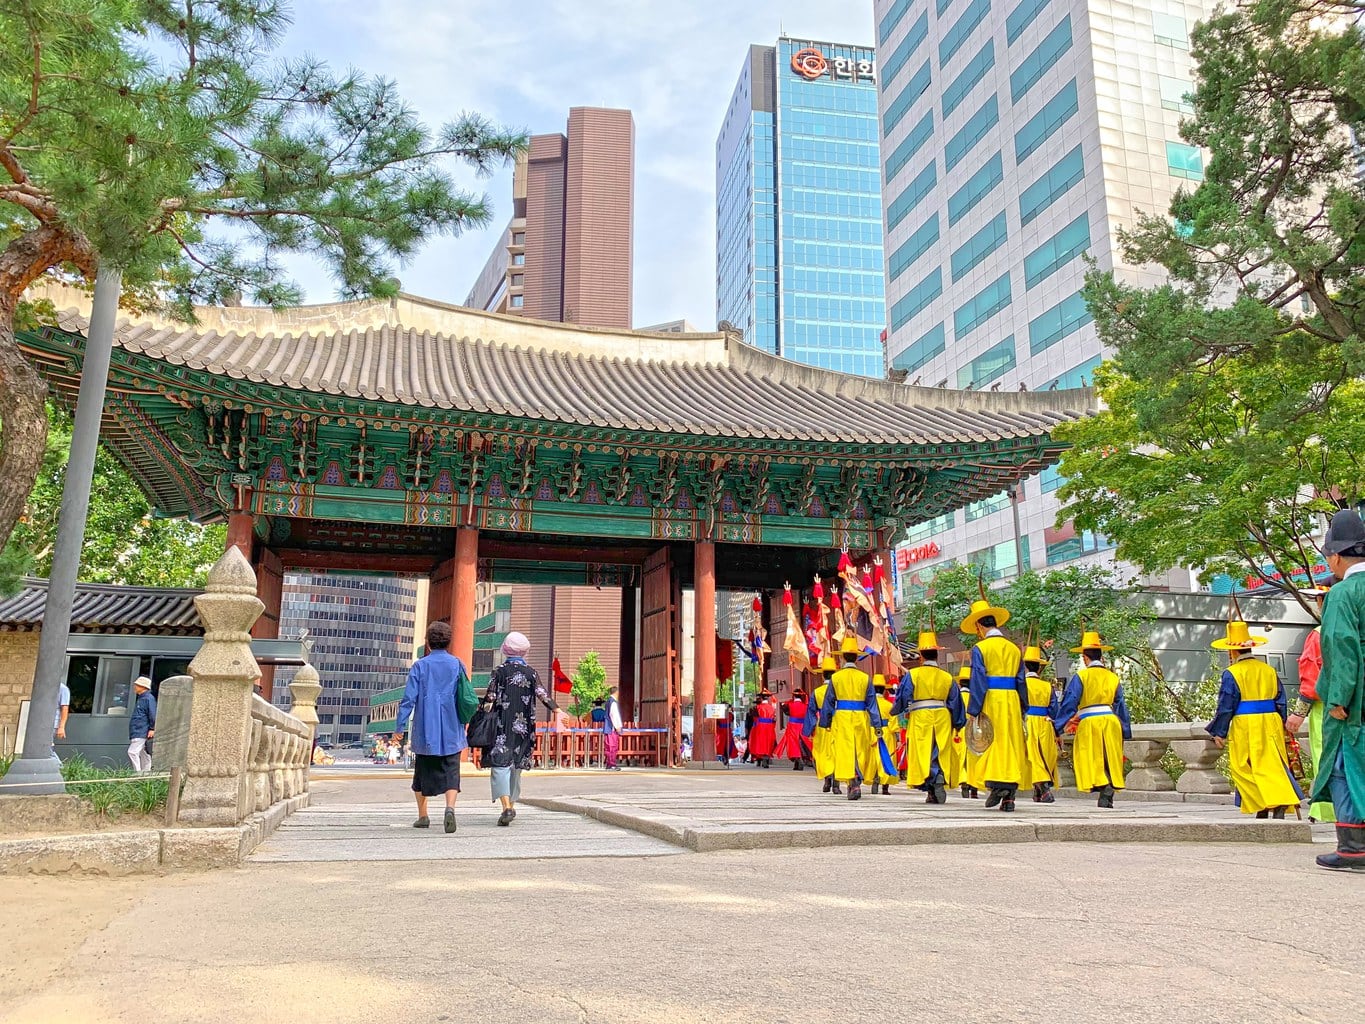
[277,0,876,328]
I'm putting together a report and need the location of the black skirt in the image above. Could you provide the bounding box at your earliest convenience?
[411,753,462,796]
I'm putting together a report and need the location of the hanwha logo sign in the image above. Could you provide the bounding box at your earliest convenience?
[791,48,828,80]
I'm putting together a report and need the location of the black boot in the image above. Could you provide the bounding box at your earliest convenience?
[1038,782,1055,804]
[831,781,842,795]
[1255,809,1269,820]
[961,784,972,799]
[1033,783,1045,803]
[793,760,802,771]
[933,783,948,805]
[1272,806,1287,820]
[985,787,1005,809]
[822,775,833,793]
[1097,785,1115,809]
[1317,825,1365,870]
[848,782,862,801]
[881,784,891,795]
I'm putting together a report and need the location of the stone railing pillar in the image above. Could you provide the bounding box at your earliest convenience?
[1172,736,1232,796]
[180,547,264,826]
[288,661,321,740]
[1123,738,1175,792]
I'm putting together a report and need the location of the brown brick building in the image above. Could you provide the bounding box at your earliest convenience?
[465,106,636,702]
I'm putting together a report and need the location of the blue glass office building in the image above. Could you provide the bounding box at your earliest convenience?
[716,38,886,377]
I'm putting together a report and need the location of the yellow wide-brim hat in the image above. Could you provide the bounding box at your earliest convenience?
[956,665,972,681]
[820,656,837,672]
[916,630,941,651]
[873,674,886,687]
[960,598,1010,633]
[840,635,861,655]
[1211,620,1268,651]
[1069,630,1114,653]
[1022,645,1049,664]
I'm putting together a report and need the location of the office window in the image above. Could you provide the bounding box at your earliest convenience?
[944,94,999,171]
[943,40,995,119]
[1052,353,1103,390]
[953,272,1011,336]
[965,490,1011,521]
[511,253,525,266]
[950,212,1008,282]
[1014,78,1078,164]
[1010,15,1072,102]
[1159,76,1194,113]
[510,274,523,286]
[883,11,930,85]
[891,322,947,373]
[937,0,955,14]
[512,232,525,245]
[969,536,1032,580]
[948,152,1004,225]
[1166,141,1204,180]
[1006,0,1052,44]
[890,268,943,329]
[957,336,1017,388]
[509,294,524,308]
[1023,213,1090,288]
[905,510,955,541]
[1019,144,1084,224]
[1039,464,1065,493]
[889,214,941,280]
[940,0,992,67]
[1153,12,1188,48]
[1028,290,1092,353]
[884,59,933,135]
[879,0,914,44]
[1045,523,1113,565]
[886,161,938,232]
[885,109,936,181]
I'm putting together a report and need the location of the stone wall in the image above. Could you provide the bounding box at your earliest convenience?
[0,633,40,756]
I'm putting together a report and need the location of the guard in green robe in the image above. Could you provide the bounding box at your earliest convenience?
[1310,510,1365,871]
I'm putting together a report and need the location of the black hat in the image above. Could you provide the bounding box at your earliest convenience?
[1322,510,1365,556]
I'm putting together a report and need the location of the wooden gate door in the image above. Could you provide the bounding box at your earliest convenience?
[639,546,681,764]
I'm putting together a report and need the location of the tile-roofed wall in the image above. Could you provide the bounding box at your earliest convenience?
[0,579,203,634]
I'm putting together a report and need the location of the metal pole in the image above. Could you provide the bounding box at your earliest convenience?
[6,268,122,794]
[1010,482,1027,578]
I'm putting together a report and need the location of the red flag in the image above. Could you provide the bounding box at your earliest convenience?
[551,657,574,694]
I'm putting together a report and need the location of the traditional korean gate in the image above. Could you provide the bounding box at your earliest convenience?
[639,546,681,764]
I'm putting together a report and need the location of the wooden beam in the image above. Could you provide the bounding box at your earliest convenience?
[273,549,441,574]
[475,538,655,565]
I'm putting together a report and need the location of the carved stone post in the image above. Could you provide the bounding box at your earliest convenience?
[289,660,321,794]
[1123,739,1175,792]
[180,547,265,826]
[1057,736,1076,789]
[1171,738,1231,796]
[250,716,270,811]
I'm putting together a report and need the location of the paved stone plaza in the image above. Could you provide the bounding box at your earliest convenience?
[2,768,1359,1024]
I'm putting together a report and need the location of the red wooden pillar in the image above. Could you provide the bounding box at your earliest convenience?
[619,584,638,721]
[226,512,254,559]
[692,539,716,764]
[252,546,284,698]
[451,526,479,668]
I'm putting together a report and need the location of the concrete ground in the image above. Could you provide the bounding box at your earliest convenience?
[2,767,1360,1024]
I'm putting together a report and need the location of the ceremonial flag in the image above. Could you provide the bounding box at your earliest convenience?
[782,583,811,673]
[551,657,574,694]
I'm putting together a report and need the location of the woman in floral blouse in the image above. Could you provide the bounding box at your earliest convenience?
[482,631,557,826]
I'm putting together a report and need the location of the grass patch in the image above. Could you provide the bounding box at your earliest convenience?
[58,755,168,818]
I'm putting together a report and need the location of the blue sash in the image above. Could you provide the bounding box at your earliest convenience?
[1026,707,1050,716]
[835,700,866,711]
[756,717,774,724]
[1236,699,1277,716]
[987,675,1018,690]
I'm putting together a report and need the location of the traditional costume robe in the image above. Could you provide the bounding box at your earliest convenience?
[818,665,883,784]
[861,692,900,787]
[1311,565,1365,850]
[1298,628,1335,821]
[894,664,965,789]
[1209,656,1299,814]
[748,697,779,759]
[774,696,812,761]
[1024,672,1061,788]
[966,633,1029,789]
[804,680,835,779]
[1056,666,1130,793]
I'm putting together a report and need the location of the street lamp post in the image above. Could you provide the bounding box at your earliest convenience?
[5,267,122,794]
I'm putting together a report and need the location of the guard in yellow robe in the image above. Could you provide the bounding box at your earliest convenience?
[1206,619,1302,817]
[863,675,900,795]
[956,665,982,798]
[962,597,1030,811]
[1023,645,1060,803]
[804,657,840,794]
[893,631,965,803]
[1053,631,1131,807]
[817,636,883,800]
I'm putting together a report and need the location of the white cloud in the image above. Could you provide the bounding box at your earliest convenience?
[280,0,874,326]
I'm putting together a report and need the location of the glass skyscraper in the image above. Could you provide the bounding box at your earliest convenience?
[716,38,886,377]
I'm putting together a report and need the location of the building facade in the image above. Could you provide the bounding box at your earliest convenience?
[275,574,420,745]
[466,107,634,328]
[874,0,1211,596]
[716,38,887,377]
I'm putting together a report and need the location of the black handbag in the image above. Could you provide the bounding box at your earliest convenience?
[465,685,498,749]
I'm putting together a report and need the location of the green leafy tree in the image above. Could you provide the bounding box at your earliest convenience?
[568,651,609,719]
[0,0,525,555]
[1057,0,1365,615]
[1,404,224,593]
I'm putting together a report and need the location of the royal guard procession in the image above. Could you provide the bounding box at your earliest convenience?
[712,516,1365,856]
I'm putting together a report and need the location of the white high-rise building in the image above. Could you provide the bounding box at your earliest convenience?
[873,0,1209,595]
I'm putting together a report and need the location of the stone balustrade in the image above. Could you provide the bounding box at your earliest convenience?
[1060,720,1310,800]
[247,695,312,814]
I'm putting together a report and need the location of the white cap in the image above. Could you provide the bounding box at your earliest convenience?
[133,676,152,690]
